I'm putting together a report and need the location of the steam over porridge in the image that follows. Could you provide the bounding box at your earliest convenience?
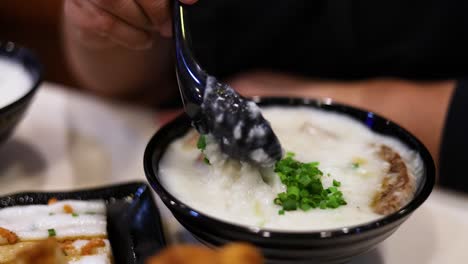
[159,107,423,231]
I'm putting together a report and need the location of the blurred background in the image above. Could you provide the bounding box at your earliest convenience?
[0,1,75,86]
[0,0,465,193]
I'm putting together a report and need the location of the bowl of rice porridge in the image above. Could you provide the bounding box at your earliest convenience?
[144,97,435,264]
[0,41,42,144]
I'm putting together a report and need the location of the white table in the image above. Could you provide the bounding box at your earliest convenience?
[1,83,467,263]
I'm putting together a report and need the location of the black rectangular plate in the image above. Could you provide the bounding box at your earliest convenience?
[0,181,166,264]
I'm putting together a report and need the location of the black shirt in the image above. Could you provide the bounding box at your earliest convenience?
[185,0,468,192]
[439,83,468,193]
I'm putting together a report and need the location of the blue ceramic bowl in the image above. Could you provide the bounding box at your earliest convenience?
[0,41,42,144]
[144,97,435,264]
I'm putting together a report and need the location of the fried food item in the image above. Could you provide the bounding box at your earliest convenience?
[0,238,110,264]
[0,242,38,263]
[8,239,67,264]
[80,238,106,255]
[63,204,74,214]
[147,245,217,264]
[48,198,58,205]
[146,243,263,264]
[216,244,264,264]
[372,145,415,215]
[0,199,111,264]
[0,228,18,245]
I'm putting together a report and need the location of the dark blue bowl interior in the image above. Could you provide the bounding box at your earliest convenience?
[144,97,435,263]
[0,41,43,143]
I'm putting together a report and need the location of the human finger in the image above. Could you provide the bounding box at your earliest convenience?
[136,0,199,37]
[67,0,153,50]
[90,0,152,30]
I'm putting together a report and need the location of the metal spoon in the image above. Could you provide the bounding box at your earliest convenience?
[173,1,283,166]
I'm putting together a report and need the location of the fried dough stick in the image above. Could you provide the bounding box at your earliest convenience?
[147,243,263,264]
[9,239,67,264]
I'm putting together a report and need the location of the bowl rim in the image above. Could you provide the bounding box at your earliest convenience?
[144,96,436,239]
[0,41,43,114]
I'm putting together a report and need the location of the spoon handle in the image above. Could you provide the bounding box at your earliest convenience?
[174,0,208,122]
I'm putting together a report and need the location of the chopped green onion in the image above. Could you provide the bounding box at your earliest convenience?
[85,212,96,215]
[48,228,56,237]
[274,152,347,214]
[72,213,79,217]
[49,212,55,216]
[319,201,327,209]
[273,198,282,205]
[352,162,360,169]
[282,198,297,211]
[333,180,341,187]
[300,203,312,211]
[197,134,211,165]
[287,186,300,200]
[299,189,309,197]
[298,175,312,186]
[197,135,207,150]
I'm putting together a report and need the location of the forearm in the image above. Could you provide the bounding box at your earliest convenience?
[63,20,177,105]
[229,72,455,164]
[341,80,454,165]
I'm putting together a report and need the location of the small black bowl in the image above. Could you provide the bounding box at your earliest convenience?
[0,41,42,144]
[144,97,435,264]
